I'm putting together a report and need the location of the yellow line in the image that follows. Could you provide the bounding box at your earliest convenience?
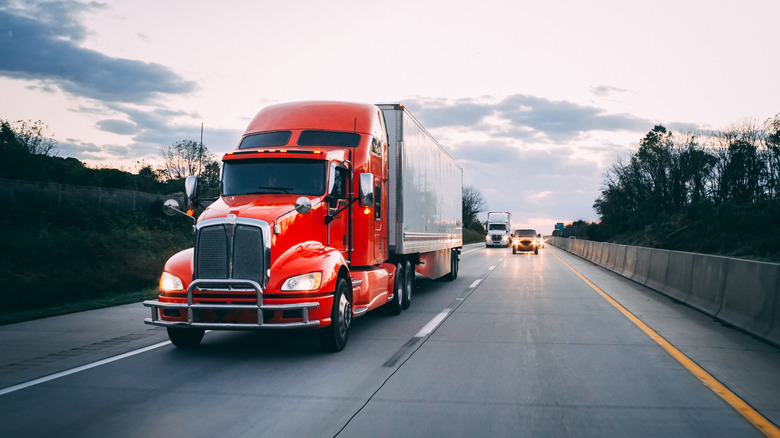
[550,248,780,437]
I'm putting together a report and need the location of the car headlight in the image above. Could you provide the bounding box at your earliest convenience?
[281,272,322,291]
[159,271,184,291]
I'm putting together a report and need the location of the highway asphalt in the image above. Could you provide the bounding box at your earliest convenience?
[1,243,778,437]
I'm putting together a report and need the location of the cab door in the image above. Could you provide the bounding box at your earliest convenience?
[369,136,387,263]
[327,163,349,255]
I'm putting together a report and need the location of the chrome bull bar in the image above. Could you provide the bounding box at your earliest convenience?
[143,278,320,330]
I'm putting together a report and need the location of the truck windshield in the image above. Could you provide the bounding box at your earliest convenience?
[222,159,326,196]
[238,131,292,149]
[488,224,506,231]
[298,131,360,147]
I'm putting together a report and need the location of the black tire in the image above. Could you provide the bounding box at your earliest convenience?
[534,247,539,255]
[512,247,517,254]
[167,327,204,348]
[385,262,404,316]
[444,249,459,281]
[319,277,351,352]
[402,259,414,309]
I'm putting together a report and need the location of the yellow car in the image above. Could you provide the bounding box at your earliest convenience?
[511,229,539,255]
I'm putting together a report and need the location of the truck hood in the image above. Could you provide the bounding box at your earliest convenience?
[198,195,319,226]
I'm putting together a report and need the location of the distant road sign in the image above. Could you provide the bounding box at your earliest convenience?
[555,222,564,231]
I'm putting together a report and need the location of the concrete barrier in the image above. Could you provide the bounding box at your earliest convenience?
[645,249,671,294]
[549,237,780,347]
[620,245,638,279]
[686,254,728,316]
[717,258,779,340]
[663,251,696,302]
[632,247,653,286]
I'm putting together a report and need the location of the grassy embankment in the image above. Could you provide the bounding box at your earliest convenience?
[0,196,193,325]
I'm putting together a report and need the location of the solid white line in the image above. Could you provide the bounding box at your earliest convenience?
[469,279,481,288]
[0,340,172,396]
[414,309,451,338]
[489,266,496,271]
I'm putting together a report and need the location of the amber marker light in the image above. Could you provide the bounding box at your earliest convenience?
[363,207,372,215]
[186,209,194,216]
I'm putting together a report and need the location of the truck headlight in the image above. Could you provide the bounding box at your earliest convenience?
[159,271,184,292]
[281,272,322,291]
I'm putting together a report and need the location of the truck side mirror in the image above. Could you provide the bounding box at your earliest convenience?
[163,199,181,216]
[185,175,198,204]
[359,173,374,207]
[294,196,312,215]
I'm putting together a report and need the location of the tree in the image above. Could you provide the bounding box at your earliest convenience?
[462,185,487,231]
[763,114,780,200]
[712,122,765,204]
[159,139,213,180]
[10,119,58,156]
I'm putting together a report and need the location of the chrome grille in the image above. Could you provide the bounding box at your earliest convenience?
[193,216,270,287]
[233,225,265,283]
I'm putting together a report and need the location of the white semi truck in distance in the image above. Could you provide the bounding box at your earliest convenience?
[485,211,511,247]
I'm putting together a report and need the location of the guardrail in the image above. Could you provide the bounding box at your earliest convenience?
[549,237,780,347]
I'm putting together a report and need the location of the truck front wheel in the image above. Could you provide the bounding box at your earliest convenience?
[319,277,351,352]
[167,327,204,348]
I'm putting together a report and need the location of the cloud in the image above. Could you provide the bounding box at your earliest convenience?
[405,94,655,143]
[0,1,196,103]
[590,85,629,97]
[96,119,137,135]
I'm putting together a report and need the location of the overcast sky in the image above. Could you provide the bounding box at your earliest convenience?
[1,0,778,233]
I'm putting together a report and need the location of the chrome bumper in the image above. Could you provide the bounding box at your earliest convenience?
[143,278,321,330]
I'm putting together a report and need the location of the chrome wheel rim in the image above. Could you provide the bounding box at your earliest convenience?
[337,292,351,339]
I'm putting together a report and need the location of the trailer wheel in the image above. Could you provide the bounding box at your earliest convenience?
[444,249,459,280]
[402,259,414,309]
[319,277,351,352]
[384,262,404,316]
[167,327,204,348]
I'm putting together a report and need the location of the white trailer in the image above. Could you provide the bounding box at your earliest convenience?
[378,104,463,279]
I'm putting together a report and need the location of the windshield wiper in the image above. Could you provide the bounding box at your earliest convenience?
[256,186,292,193]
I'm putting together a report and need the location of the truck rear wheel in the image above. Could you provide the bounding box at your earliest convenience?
[167,327,204,348]
[444,249,459,281]
[402,259,414,309]
[319,277,351,352]
[384,262,404,316]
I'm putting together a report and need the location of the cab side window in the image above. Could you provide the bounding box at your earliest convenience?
[329,166,347,208]
[374,185,381,221]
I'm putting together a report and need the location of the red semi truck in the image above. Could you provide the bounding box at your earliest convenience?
[144,101,463,351]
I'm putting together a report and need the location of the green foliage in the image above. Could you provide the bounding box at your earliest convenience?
[463,227,485,244]
[592,114,780,261]
[0,195,193,321]
[462,185,486,232]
